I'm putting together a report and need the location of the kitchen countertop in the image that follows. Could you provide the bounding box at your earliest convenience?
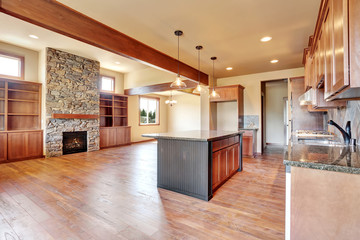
[142,130,242,142]
[284,143,360,174]
[239,127,258,131]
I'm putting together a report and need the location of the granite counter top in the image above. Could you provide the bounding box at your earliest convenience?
[239,128,259,131]
[142,130,242,142]
[284,143,360,174]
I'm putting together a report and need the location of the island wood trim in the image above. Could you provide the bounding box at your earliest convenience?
[124,80,198,95]
[51,114,99,119]
[0,0,208,85]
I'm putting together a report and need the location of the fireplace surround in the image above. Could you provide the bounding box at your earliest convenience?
[63,131,87,155]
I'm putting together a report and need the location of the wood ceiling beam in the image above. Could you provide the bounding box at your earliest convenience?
[0,0,209,85]
[124,80,197,95]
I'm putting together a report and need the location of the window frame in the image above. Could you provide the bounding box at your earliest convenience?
[0,51,25,80]
[139,96,160,126]
[99,75,115,93]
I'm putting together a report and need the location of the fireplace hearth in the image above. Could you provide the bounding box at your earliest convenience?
[63,131,87,155]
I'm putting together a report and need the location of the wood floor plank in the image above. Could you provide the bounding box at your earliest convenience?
[0,142,286,239]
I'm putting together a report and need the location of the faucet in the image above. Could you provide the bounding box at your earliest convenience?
[328,120,352,145]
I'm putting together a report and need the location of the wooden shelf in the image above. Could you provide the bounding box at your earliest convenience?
[114,106,127,109]
[8,88,39,94]
[8,99,39,103]
[113,100,127,102]
[100,115,113,117]
[114,115,127,117]
[100,98,112,101]
[52,113,99,119]
[100,105,113,108]
[0,98,5,101]
[8,113,39,116]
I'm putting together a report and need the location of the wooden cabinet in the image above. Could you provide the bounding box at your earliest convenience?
[0,133,7,162]
[7,131,43,161]
[241,129,257,157]
[304,0,360,100]
[212,136,240,191]
[210,84,245,129]
[100,126,131,149]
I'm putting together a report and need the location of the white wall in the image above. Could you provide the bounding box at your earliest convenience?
[217,67,304,152]
[167,93,201,132]
[100,68,125,94]
[217,102,238,131]
[0,41,39,83]
[265,81,288,144]
[128,94,168,142]
[124,67,176,89]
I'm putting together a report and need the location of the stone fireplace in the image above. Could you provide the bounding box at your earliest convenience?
[45,48,100,157]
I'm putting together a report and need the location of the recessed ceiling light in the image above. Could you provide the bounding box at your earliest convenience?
[29,34,39,39]
[261,36,272,42]
[226,67,233,71]
[270,59,279,63]
[114,61,121,65]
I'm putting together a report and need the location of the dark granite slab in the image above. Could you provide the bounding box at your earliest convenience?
[142,130,242,142]
[284,143,360,174]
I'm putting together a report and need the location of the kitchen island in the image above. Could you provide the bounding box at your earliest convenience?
[284,143,360,240]
[142,130,243,201]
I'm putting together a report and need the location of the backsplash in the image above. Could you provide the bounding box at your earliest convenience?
[244,115,259,128]
[327,101,360,145]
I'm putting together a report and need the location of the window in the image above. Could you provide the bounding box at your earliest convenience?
[0,52,24,80]
[139,96,159,125]
[100,75,115,92]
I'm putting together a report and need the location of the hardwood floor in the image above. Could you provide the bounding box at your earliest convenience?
[0,142,285,240]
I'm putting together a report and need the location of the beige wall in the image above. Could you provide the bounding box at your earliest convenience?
[200,86,210,130]
[265,81,288,144]
[128,94,168,142]
[167,93,201,132]
[0,41,39,83]
[217,67,304,152]
[100,68,124,94]
[124,67,176,89]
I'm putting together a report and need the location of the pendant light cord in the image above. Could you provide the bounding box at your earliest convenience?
[212,59,215,90]
[177,35,180,77]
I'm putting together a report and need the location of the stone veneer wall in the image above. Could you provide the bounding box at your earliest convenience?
[46,48,100,157]
[328,101,360,145]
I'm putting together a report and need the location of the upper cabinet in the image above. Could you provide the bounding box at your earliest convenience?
[304,0,360,101]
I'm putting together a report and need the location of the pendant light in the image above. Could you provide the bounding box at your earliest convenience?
[170,30,187,89]
[165,91,177,106]
[209,56,220,99]
[193,45,205,94]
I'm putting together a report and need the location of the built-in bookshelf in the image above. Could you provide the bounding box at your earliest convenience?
[99,92,130,149]
[0,78,43,162]
[100,92,128,127]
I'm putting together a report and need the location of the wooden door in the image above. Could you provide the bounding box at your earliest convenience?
[8,132,27,160]
[27,131,43,158]
[0,133,7,161]
[331,0,349,94]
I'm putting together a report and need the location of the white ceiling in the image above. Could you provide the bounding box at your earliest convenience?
[0,13,147,73]
[57,0,321,78]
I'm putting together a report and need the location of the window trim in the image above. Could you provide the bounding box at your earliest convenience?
[139,96,160,126]
[0,51,25,80]
[99,75,115,93]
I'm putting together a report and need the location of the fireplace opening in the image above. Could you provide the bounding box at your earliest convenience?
[63,131,87,155]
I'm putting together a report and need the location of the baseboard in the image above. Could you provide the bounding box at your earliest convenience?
[131,139,156,144]
[266,143,284,146]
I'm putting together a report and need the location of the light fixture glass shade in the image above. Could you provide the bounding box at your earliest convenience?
[170,76,187,89]
[192,84,205,94]
[209,89,220,99]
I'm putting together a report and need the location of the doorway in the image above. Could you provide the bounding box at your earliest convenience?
[261,79,289,152]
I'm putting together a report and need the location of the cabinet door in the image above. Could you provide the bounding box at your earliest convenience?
[212,151,221,190]
[116,127,131,145]
[227,146,235,176]
[0,133,7,162]
[242,135,253,156]
[108,128,117,147]
[8,132,27,160]
[324,3,334,99]
[220,149,227,182]
[27,131,43,158]
[234,143,240,171]
[318,27,326,84]
[100,128,109,148]
[331,0,349,94]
